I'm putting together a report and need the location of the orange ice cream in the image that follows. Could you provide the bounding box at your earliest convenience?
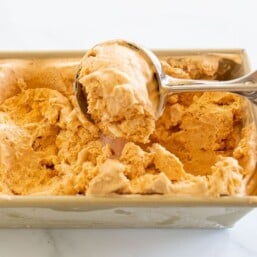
[0,53,256,196]
[78,41,158,143]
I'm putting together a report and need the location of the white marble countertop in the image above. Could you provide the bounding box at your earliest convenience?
[0,210,256,257]
[0,0,257,256]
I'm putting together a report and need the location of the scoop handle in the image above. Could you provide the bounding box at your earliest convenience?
[161,70,257,103]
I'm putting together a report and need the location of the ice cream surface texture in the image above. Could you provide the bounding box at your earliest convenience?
[0,53,256,196]
[78,41,158,143]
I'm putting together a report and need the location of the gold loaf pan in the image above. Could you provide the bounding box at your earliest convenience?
[0,49,256,229]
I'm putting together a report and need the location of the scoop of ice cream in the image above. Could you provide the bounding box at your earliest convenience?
[79,41,157,143]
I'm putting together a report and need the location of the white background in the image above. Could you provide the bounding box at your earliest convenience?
[0,0,257,256]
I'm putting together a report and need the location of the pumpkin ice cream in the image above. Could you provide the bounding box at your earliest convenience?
[78,41,158,143]
[0,52,256,196]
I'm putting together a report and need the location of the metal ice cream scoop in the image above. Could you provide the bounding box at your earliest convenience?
[74,40,257,120]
